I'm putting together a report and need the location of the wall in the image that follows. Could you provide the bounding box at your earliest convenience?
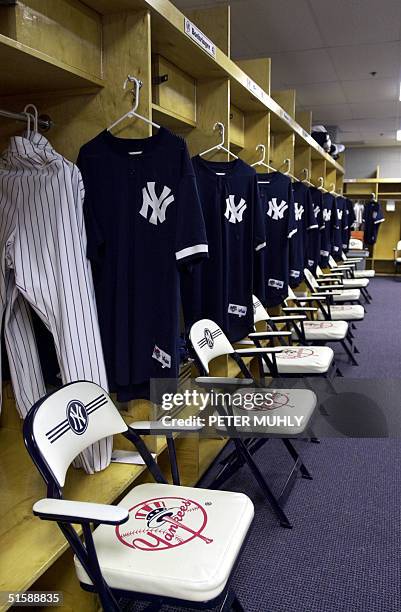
[345,146,401,179]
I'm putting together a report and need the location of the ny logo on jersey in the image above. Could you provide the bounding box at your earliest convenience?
[140,182,175,225]
[314,206,320,217]
[267,198,288,221]
[294,202,304,221]
[323,209,332,222]
[337,210,343,220]
[225,195,247,223]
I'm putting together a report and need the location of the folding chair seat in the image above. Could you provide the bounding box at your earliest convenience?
[304,268,364,307]
[325,257,372,304]
[24,382,253,612]
[316,265,368,292]
[74,482,252,602]
[251,297,338,378]
[189,319,316,528]
[341,252,375,278]
[316,303,364,321]
[326,257,370,289]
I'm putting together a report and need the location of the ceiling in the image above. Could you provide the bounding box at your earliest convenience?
[174,0,401,147]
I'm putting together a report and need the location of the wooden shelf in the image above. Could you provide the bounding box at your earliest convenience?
[152,103,196,131]
[83,0,343,173]
[0,33,104,95]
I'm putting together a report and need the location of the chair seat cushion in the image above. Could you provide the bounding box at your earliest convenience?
[292,320,348,341]
[74,483,253,603]
[317,304,364,321]
[214,388,317,435]
[342,278,369,288]
[263,346,334,374]
[353,269,375,278]
[332,289,360,302]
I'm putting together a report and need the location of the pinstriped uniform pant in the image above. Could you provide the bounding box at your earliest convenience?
[0,134,111,473]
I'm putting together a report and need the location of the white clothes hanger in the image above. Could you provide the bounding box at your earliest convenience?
[107,75,160,132]
[300,168,314,187]
[251,144,276,183]
[24,104,39,133]
[23,111,32,137]
[317,176,327,193]
[199,122,238,160]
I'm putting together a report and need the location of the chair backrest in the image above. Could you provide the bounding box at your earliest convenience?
[349,238,363,249]
[24,381,128,489]
[286,287,296,302]
[252,295,270,324]
[328,255,338,268]
[304,268,318,291]
[189,319,234,374]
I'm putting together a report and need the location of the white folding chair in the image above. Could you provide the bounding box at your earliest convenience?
[189,319,316,528]
[250,296,341,378]
[283,288,358,365]
[303,269,365,321]
[24,381,254,612]
[325,256,371,303]
[341,251,375,278]
[394,240,401,279]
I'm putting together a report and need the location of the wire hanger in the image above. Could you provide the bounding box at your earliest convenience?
[371,192,376,201]
[251,144,275,170]
[23,111,32,137]
[300,167,314,186]
[24,104,39,133]
[199,122,238,159]
[252,144,276,183]
[317,176,327,192]
[108,75,160,132]
[329,183,336,194]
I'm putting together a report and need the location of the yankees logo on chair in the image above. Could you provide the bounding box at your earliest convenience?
[224,195,247,223]
[267,198,288,220]
[116,497,212,551]
[45,394,108,443]
[198,327,223,350]
[67,400,88,435]
[140,182,175,225]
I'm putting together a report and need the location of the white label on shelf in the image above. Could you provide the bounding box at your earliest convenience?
[245,77,265,103]
[184,18,216,59]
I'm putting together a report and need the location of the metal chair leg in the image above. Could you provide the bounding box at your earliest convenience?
[341,339,358,365]
[167,436,180,485]
[233,438,292,528]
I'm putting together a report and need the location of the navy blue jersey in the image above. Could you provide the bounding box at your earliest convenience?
[332,196,348,260]
[343,198,356,250]
[181,156,266,342]
[307,187,325,272]
[363,200,385,245]
[257,172,297,306]
[77,128,208,400]
[289,182,318,287]
[320,193,338,266]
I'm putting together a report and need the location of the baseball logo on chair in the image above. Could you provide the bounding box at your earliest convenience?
[66,400,88,435]
[204,328,214,348]
[116,497,212,551]
[281,348,314,359]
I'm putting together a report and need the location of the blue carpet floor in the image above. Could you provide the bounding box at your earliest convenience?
[125,277,401,612]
